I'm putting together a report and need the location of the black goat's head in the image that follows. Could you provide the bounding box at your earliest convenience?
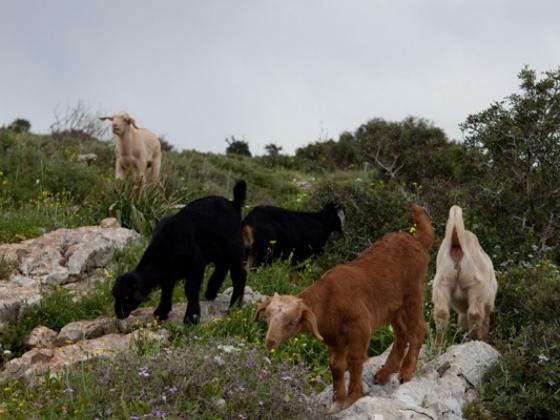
[112,272,148,319]
[322,203,345,234]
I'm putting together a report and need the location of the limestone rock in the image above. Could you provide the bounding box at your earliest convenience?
[319,341,501,420]
[25,326,58,349]
[0,224,139,330]
[2,333,134,385]
[56,316,118,345]
[100,217,120,228]
[0,283,41,330]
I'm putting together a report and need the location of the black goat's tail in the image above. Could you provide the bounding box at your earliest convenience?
[232,180,247,210]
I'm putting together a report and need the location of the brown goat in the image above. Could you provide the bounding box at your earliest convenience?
[255,203,434,413]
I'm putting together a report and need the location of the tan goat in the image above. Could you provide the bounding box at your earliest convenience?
[255,203,434,413]
[99,111,161,186]
[432,205,497,344]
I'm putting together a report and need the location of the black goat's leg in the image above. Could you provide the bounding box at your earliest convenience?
[154,282,174,320]
[184,264,205,325]
[204,264,229,301]
[227,259,246,310]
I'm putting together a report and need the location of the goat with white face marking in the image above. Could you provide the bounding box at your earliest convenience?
[432,205,498,344]
[256,203,433,413]
[99,111,161,187]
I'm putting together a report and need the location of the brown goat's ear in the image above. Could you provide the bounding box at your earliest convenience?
[254,298,271,323]
[99,115,113,121]
[300,305,323,342]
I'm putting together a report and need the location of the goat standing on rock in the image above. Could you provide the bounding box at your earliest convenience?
[112,181,248,324]
[255,203,434,413]
[99,111,161,187]
[432,205,497,344]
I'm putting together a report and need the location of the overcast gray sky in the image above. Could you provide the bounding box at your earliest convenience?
[1,1,559,154]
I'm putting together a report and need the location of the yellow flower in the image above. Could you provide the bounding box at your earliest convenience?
[0,170,3,176]
[269,240,277,245]
[3,387,12,392]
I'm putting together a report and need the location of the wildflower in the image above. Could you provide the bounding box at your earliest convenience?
[150,408,166,418]
[167,386,178,394]
[138,366,150,377]
[161,394,167,402]
[0,171,3,176]
[162,347,171,355]
[63,387,74,394]
[3,350,12,356]
[409,224,417,235]
[3,387,12,392]
[269,240,277,245]
[280,375,293,382]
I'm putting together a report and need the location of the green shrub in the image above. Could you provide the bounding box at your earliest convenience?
[476,322,560,419]
[492,261,560,340]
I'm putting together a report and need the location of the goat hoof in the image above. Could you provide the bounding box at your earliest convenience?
[327,401,344,414]
[373,369,391,385]
[153,309,169,320]
[184,313,200,325]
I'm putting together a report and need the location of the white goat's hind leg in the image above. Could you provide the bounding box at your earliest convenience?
[432,283,450,344]
[467,295,485,340]
[457,312,468,332]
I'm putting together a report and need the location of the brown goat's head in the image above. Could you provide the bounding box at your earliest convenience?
[99,111,138,135]
[254,293,323,349]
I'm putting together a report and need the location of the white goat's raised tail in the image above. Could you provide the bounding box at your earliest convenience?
[446,205,467,263]
[432,205,497,345]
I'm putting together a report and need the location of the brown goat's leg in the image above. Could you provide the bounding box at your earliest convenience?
[327,346,348,414]
[374,314,408,385]
[399,306,427,383]
[344,334,369,408]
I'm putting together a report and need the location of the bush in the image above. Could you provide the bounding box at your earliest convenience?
[476,322,560,419]
[491,261,560,340]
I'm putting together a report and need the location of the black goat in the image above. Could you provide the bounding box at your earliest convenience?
[241,203,344,266]
[112,180,247,324]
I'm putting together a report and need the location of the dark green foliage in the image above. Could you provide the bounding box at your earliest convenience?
[225,135,252,157]
[478,322,560,419]
[492,262,560,340]
[6,118,31,133]
[462,66,560,260]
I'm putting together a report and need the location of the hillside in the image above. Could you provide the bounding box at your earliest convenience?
[1,67,560,418]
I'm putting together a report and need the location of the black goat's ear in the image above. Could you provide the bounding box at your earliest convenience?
[133,290,148,302]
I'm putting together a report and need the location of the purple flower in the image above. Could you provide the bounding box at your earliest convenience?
[151,408,166,418]
[237,384,246,392]
[162,347,171,355]
[63,387,74,394]
[138,366,150,377]
[281,375,293,382]
[167,386,178,394]
[258,370,268,379]
[130,416,140,420]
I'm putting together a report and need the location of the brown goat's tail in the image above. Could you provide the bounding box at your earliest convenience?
[411,202,434,251]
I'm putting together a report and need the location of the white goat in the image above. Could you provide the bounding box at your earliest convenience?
[99,111,161,186]
[432,205,497,343]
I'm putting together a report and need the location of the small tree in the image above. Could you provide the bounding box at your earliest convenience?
[7,118,31,133]
[50,101,109,142]
[461,66,560,255]
[225,136,251,157]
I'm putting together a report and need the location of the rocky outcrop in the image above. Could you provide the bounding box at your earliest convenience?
[25,326,58,349]
[1,286,266,385]
[0,220,139,330]
[318,341,500,420]
[2,330,169,385]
